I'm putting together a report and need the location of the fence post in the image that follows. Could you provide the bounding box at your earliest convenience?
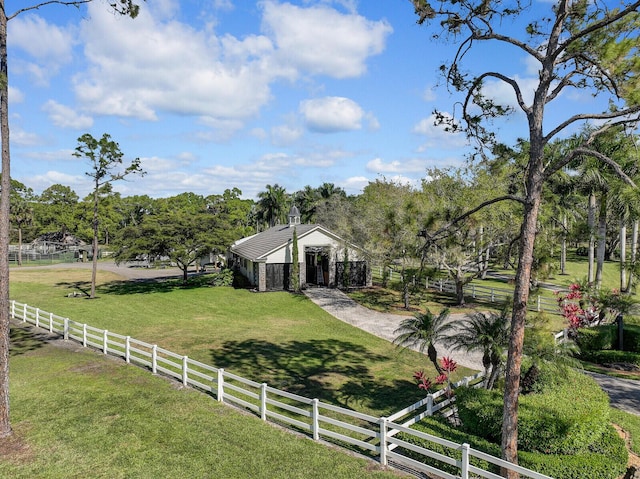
[217,368,225,402]
[472,284,476,299]
[63,318,69,340]
[82,324,87,347]
[152,345,158,374]
[49,312,54,333]
[312,399,319,440]
[427,394,434,416]
[23,303,27,322]
[461,443,470,479]
[10,300,14,319]
[183,356,189,386]
[379,417,388,466]
[425,277,429,289]
[125,336,131,363]
[439,279,443,292]
[35,308,40,328]
[537,295,541,312]
[103,330,108,354]
[491,289,495,302]
[260,383,267,421]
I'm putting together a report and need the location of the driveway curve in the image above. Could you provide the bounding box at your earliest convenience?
[303,287,483,370]
[304,287,640,415]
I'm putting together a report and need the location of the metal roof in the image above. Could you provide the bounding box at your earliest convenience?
[230,223,332,262]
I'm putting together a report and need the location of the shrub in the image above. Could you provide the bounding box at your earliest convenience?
[517,370,610,454]
[580,349,640,366]
[397,417,627,479]
[455,368,610,454]
[209,269,234,287]
[519,425,627,479]
[623,324,640,353]
[576,325,614,352]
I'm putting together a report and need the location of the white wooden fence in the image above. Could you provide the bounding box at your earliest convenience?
[425,278,560,315]
[10,300,553,479]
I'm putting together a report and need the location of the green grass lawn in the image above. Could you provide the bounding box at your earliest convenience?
[3,325,404,479]
[9,268,467,417]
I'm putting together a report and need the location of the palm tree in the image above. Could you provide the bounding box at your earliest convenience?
[445,307,510,389]
[393,308,450,374]
[257,184,289,228]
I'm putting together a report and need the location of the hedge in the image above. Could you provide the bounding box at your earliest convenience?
[580,349,640,366]
[398,418,627,479]
[455,368,610,454]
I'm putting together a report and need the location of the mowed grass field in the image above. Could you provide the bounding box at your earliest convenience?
[3,324,405,479]
[8,266,468,416]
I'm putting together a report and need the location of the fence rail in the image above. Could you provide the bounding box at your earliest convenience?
[10,300,553,479]
[425,277,561,315]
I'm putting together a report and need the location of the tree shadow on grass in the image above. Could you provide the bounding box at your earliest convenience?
[9,322,49,356]
[211,338,394,409]
[339,377,426,414]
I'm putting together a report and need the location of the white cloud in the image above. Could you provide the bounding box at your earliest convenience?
[261,0,392,79]
[422,84,436,102]
[366,158,425,174]
[10,128,42,147]
[342,175,369,194]
[74,2,278,122]
[482,75,538,109]
[43,100,93,130]
[8,15,75,84]
[9,87,24,104]
[300,96,364,133]
[271,124,304,146]
[412,113,468,150]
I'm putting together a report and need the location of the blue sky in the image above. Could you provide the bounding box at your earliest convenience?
[7,0,600,200]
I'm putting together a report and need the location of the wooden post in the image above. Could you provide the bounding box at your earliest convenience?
[260,383,267,421]
[152,345,158,374]
[379,417,388,466]
[312,399,319,440]
[461,443,470,479]
[427,395,434,416]
[183,356,189,386]
[217,368,225,402]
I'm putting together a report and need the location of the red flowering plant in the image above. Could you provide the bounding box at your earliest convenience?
[413,356,458,397]
[555,280,635,332]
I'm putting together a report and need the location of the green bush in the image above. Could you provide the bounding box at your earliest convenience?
[517,370,610,454]
[576,325,614,352]
[455,369,610,454]
[623,324,640,353]
[398,417,627,479]
[209,269,234,287]
[580,349,640,366]
[519,425,627,479]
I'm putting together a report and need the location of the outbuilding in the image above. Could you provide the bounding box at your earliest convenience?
[229,206,371,292]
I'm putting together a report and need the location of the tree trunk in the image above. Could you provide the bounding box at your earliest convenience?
[91,183,99,299]
[560,214,567,275]
[620,220,627,292]
[588,192,596,284]
[17,226,22,266]
[455,279,465,306]
[0,0,12,439]
[595,195,607,289]
[501,167,544,474]
[627,219,638,293]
